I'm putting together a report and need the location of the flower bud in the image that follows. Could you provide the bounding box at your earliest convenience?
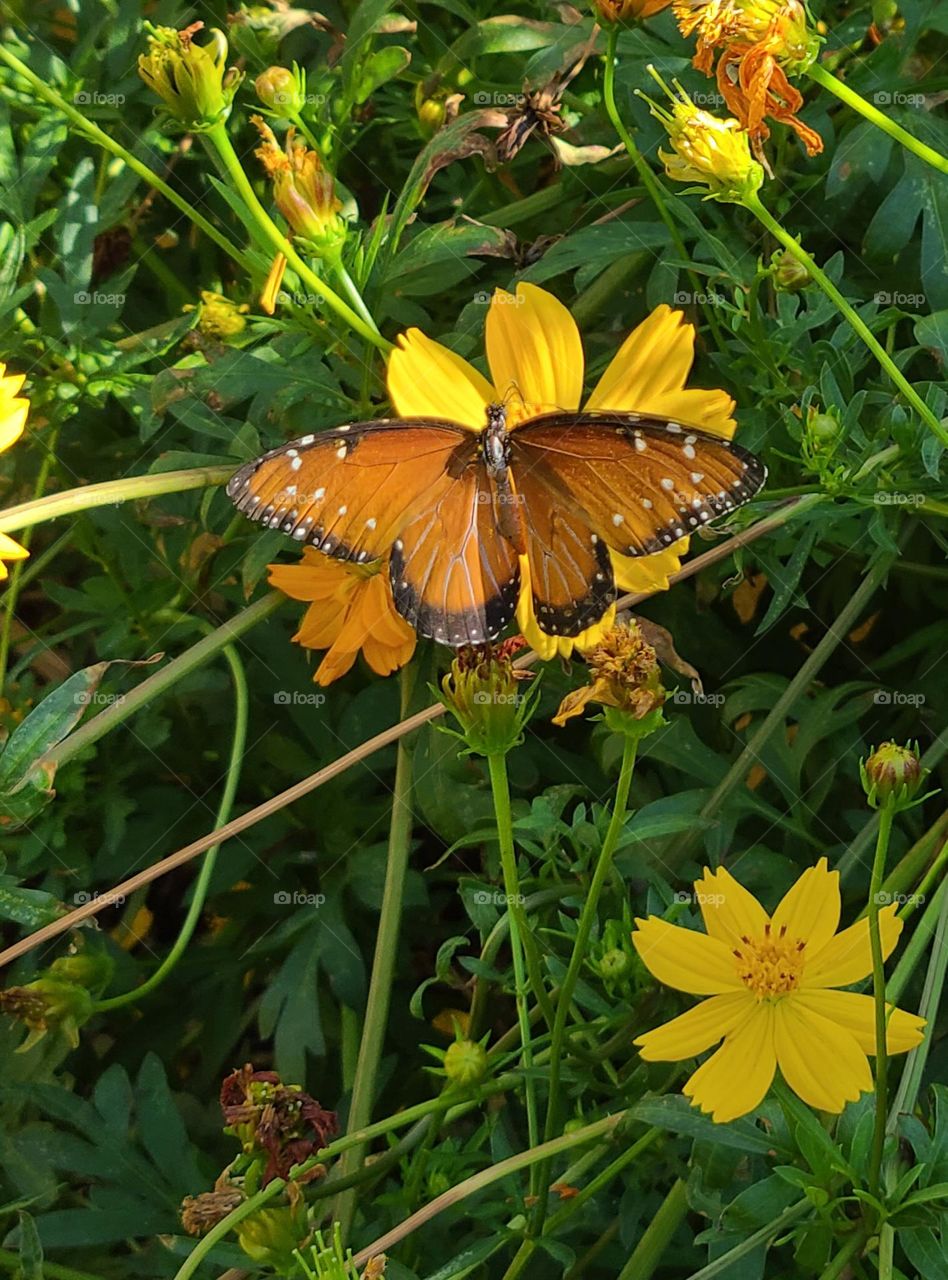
[772,249,810,292]
[253,118,346,254]
[235,1206,302,1269]
[256,65,306,116]
[439,646,539,757]
[181,1187,244,1236]
[640,67,764,205]
[598,948,633,981]
[553,621,666,736]
[138,22,242,131]
[444,1038,488,1086]
[861,741,927,810]
[804,405,842,454]
[0,976,93,1051]
[187,290,250,340]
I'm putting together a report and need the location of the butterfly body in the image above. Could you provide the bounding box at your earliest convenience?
[228,407,766,647]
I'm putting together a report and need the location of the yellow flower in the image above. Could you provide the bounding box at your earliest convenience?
[186,290,250,340]
[268,549,416,686]
[632,858,926,1122]
[387,284,736,658]
[642,69,765,202]
[552,621,666,726]
[253,117,344,252]
[138,22,242,131]
[0,363,29,580]
[673,0,823,164]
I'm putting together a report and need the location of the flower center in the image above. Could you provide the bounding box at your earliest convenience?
[732,922,805,999]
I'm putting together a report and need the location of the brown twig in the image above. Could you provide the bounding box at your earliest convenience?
[0,498,812,971]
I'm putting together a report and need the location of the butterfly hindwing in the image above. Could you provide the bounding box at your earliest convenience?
[226,420,474,566]
[512,461,616,636]
[390,467,521,645]
[511,411,766,557]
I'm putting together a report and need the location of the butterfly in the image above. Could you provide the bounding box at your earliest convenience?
[227,406,767,646]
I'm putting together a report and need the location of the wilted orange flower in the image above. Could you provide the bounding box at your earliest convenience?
[253,117,344,249]
[592,0,673,19]
[268,549,416,685]
[674,0,823,164]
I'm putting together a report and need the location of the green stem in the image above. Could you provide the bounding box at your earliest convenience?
[867,805,895,1195]
[332,665,416,1241]
[334,260,378,333]
[0,466,234,536]
[602,25,725,352]
[204,124,390,352]
[92,634,249,1011]
[42,593,284,770]
[816,1229,869,1280]
[548,1128,661,1236]
[0,46,250,268]
[745,194,948,447]
[0,1247,101,1280]
[667,549,897,865]
[486,750,541,1167]
[536,735,638,1227]
[807,63,948,177]
[886,875,948,1005]
[682,1200,810,1279]
[617,1178,689,1280]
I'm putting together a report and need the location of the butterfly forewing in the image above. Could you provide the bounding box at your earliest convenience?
[226,420,475,565]
[390,468,521,645]
[512,461,616,635]
[511,412,766,557]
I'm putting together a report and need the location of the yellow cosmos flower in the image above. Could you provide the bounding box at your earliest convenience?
[268,549,416,686]
[0,363,30,580]
[387,284,736,658]
[633,858,925,1122]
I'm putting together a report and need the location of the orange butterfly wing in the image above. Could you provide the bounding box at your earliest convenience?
[511,412,766,557]
[511,461,616,636]
[226,420,474,565]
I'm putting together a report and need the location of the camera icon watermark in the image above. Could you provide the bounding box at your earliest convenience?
[674,890,725,906]
[273,690,327,706]
[874,890,924,906]
[472,90,525,107]
[273,890,327,906]
[472,690,522,705]
[673,290,725,306]
[75,690,124,707]
[473,290,525,306]
[472,890,526,906]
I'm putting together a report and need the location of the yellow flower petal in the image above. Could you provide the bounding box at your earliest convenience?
[771,857,840,954]
[585,305,735,438]
[632,916,744,994]
[635,991,753,1060]
[610,543,685,596]
[387,329,493,429]
[485,283,583,416]
[793,990,926,1056]
[802,905,902,990]
[683,1002,776,1121]
[0,533,28,575]
[516,556,615,657]
[774,998,872,1112]
[694,865,770,948]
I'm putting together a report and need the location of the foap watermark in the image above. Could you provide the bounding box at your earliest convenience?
[274,690,327,706]
[472,890,526,906]
[75,690,124,708]
[873,690,925,706]
[74,889,126,906]
[476,489,524,505]
[874,890,925,906]
[874,492,924,506]
[874,291,926,308]
[872,91,924,108]
[472,689,523,706]
[669,689,725,708]
[672,289,726,307]
[674,889,726,907]
[74,90,126,106]
[274,891,326,907]
[74,291,125,307]
[473,289,524,305]
[472,91,525,107]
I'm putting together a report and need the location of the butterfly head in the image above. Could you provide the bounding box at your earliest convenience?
[483,403,511,475]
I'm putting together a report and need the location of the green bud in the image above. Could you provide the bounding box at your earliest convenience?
[256,65,306,116]
[772,249,810,293]
[861,741,928,811]
[444,1038,488,1086]
[138,22,243,131]
[236,1206,303,1269]
[439,647,540,757]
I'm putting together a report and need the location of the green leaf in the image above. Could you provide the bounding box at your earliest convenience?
[353,46,411,104]
[14,1210,43,1280]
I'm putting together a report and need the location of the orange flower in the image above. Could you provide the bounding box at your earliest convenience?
[268,549,416,686]
[593,0,673,19]
[673,0,822,164]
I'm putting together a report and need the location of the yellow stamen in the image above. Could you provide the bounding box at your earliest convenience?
[732,922,806,999]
